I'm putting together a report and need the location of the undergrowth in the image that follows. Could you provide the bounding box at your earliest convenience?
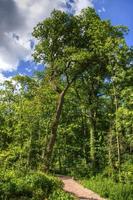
[82,175,133,200]
[0,169,75,200]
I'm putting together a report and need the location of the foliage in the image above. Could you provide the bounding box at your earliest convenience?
[48,189,75,200]
[0,7,133,199]
[0,169,62,200]
[82,175,133,200]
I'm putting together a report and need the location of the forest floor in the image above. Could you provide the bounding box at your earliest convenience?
[58,176,106,200]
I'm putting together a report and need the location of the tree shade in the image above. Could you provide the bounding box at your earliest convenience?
[0,7,133,200]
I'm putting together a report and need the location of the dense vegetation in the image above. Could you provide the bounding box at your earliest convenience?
[0,169,73,200]
[0,8,133,199]
[82,175,133,200]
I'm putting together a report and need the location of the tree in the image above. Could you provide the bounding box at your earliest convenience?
[32,7,130,170]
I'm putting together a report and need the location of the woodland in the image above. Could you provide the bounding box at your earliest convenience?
[0,8,133,200]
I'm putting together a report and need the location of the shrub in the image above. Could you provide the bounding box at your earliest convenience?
[82,175,133,200]
[120,161,133,183]
[48,189,75,200]
[0,169,63,200]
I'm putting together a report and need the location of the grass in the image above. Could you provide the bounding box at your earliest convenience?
[48,189,76,200]
[81,175,133,200]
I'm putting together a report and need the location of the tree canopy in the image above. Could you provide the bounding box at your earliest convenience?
[0,7,133,200]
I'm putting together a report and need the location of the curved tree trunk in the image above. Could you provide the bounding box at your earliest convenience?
[44,90,65,170]
[44,78,75,171]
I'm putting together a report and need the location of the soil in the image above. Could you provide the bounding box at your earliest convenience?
[58,176,106,200]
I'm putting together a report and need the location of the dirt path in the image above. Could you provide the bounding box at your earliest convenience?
[58,176,105,200]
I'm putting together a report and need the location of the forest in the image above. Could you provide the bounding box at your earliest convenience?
[0,8,133,200]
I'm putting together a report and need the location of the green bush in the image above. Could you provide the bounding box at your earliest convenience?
[48,189,75,200]
[82,175,133,200]
[0,170,63,200]
[120,161,133,183]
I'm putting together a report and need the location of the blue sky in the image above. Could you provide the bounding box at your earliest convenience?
[94,0,133,46]
[0,0,132,82]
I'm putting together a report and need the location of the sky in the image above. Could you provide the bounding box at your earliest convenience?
[0,0,132,82]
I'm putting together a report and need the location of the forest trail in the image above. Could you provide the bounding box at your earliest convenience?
[58,176,105,200]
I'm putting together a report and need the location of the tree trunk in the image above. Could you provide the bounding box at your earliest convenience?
[90,119,95,168]
[108,127,114,176]
[44,90,65,171]
[113,84,121,177]
[88,109,96,169]
[44,76,76,171]
[82,115,90,165]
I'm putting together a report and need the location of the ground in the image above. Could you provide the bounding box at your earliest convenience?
[58,176,105,200]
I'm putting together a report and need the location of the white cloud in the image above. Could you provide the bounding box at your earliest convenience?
[0,0,66,77]
[16,0,66,32]
[0,73,7,83]
[25,67,32,73]
[0,32,30,73]
[0,0,94,80]
[0,73,12,83]
[73,0,94,15]
[98,7,106,13]
[102,7,106,12]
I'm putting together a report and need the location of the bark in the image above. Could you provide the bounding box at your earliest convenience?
[44,90,65,170]
[44,79,75,171]
[88,104,98,172]
[87,108,96,169]
[113,83,121,177]
[108,127,114,176]
[82,115,90,165]
[89,118,95,167]
[114,88,121,168]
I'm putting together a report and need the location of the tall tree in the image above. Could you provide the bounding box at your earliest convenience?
[32,8,130,170]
